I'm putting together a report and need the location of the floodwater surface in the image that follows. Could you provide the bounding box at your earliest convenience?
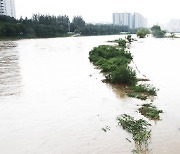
[0,35,180,154]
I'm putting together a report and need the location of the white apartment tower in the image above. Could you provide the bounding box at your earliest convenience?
[113,13,133,29]
[133,13,147,29]
[0,0,16,18]
[113,12,147,29]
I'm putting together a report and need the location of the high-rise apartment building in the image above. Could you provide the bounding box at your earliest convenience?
[113,12,147,29]
[133,13,147,29]
[0,0,16,18]
[113,13,133,28]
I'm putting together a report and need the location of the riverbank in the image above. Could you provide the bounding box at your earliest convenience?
[0,33,76,41]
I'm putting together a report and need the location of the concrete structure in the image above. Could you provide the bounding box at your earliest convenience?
[113,12,147,29]
[0,0,16,18]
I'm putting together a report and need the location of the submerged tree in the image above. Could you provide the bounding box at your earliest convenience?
[151,25,166,38]
[136,28,150,38]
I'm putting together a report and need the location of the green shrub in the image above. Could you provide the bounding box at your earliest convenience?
[118,39,127,48]
[89,45,136,86]
[126,35,133,43]
[89,45,133,60]
[105,66,137,86]
[100,57,131,72]
[136,28,150,38]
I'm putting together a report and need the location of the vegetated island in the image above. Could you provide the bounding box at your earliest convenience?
[89,36,158,100]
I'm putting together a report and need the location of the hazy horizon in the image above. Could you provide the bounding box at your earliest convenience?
[16,0,180,26]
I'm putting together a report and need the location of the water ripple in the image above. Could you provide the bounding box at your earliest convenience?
[0,42,22,97]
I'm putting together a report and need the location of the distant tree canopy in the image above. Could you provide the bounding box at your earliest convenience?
[0,14,134,38]
[151,25,166,38]
[0,14,70,38]
[31,14,70,37]
[80,24,129,36]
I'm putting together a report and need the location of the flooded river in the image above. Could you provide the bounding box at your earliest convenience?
[0,35,180,154]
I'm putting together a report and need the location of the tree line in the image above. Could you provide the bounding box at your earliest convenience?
[0,14,130,38]
[0,14,70,38]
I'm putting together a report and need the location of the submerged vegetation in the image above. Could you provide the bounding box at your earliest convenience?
[138,104,163,120]
[89,35,163,153]
[151,25,166,38]
[127,84,158,100]
[117,114,151,153]
[133,84,158,96]
[136,28,150,38]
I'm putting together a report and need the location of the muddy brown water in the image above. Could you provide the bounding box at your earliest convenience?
[0,35,180,153]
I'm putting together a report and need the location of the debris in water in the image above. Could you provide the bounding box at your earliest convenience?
[102,126,111,132]
[126,138,132,143]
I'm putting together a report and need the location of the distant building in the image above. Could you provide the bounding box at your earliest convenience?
[166,19,180,32]
[113,12,133,28]
[0,0,16,18]
[133,13,147,29]
[113,12,147,29]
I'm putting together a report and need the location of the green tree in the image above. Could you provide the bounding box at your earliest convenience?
[151,25,161,32]
[136,28,150,38]
[151,25,166,38]
[71,16,85,32]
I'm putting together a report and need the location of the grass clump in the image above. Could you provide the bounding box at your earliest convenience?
[127,84,158,100]
[127,93,148,100]
[133,84,158,96]
[138,104,163,120]
[117,114,151,150]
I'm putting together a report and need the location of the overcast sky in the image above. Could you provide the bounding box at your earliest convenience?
[16,0,180,26]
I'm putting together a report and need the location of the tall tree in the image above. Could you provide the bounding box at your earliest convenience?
[71,16,85,32]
